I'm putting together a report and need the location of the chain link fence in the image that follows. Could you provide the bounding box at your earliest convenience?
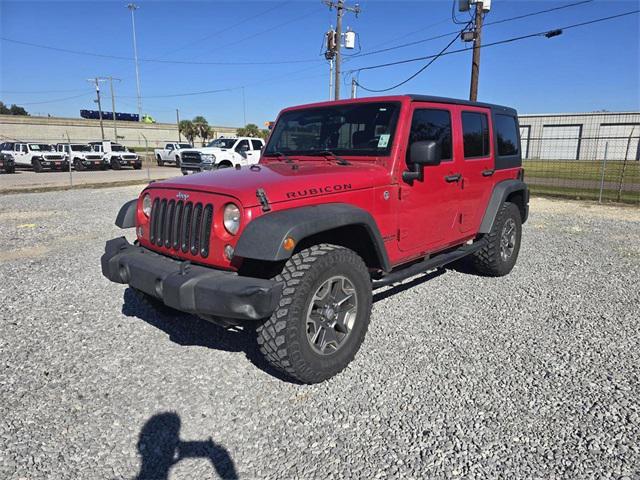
[520,127,640,205]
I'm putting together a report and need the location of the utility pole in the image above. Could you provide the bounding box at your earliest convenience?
[469,1,485,102]
[324,0,360,101]
[108,76,121,140]
[176,109,181,141]
[241,86,247,126]
[127,3,143,121]
[88,78,107,140]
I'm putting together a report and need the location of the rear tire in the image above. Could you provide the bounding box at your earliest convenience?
[133,163,142,170]
[257,244,372,384]
[471,201,522,277]
[33,159,43,173]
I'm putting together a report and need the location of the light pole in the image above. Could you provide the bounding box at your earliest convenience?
[127,3,143,121]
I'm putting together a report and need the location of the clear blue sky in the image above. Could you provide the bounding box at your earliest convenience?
[1,0,638,126]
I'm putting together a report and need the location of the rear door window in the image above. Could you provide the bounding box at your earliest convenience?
[251,139,263,151]
[461,111,490,158]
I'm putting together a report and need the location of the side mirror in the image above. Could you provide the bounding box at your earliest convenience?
[403,140,441,183]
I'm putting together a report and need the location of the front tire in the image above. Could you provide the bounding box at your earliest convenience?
[471,201,522,277]
[175,155,181,167]
[257,244,372,384]
[33,159,43,173]
[110,157,122,170]
[74,159,86,171]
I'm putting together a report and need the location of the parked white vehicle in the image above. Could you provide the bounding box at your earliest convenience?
[89,141,141,170]
[56,143,108,171]
[5,142,69,173]
[180,137,265,175]
[153,142,193,167]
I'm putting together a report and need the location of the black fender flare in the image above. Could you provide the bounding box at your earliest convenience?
[115,199,137,228]
[479,179,529,233]
[234,203,390,271]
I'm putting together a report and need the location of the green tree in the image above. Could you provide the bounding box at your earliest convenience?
[192,116,212,146]
[0,102,29,116]
[179,120,196,144]
[237,123,261,138]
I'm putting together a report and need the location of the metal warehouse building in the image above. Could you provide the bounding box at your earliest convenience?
[518,111,640,161]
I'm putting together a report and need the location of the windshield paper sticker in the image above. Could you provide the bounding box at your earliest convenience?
[377,134,390,148]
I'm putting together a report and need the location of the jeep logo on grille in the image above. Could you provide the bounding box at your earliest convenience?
[176,192,189,201]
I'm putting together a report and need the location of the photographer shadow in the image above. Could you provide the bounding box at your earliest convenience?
[135,412,237,480]
[121,288,299,383]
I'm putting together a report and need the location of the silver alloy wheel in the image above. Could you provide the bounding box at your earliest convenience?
[306,275,358,355]
[500,218,516,261]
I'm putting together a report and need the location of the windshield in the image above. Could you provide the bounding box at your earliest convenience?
[177,143,192,149]
[206,138,236,149]
[71,144,92,152]
[28,144,42,151]
[264,102,400,157]
[111,144,126,152]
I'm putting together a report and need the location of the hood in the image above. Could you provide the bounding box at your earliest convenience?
[150,160,391,207]
[185,147,227,154]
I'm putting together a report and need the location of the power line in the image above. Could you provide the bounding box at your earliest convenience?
[355,25,469,93]
[151,1,293,60]
[0,36,321,66]
[349,0,594,60]
[350,10,639,75]
[5,93,91,106]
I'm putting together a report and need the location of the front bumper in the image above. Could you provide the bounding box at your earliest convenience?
[101,237,282,321]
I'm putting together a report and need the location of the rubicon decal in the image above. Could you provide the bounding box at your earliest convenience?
[286,184,352,199]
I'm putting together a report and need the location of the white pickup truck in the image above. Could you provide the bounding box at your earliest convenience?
[90,141,141,170]
[4,142,69,172]
[56,143,108,171]
[179,137,264,175]
[153,142,193,167]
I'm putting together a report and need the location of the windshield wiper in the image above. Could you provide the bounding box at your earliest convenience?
[264,151,294,163]
[308,150,350,165]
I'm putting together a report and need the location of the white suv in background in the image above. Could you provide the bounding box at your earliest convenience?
[57,143,108,171]
[9,142,69,172]
[90,141,141,170]
[180,137,265,174]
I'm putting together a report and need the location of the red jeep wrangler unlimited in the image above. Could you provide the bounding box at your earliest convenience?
[102,95,528,383]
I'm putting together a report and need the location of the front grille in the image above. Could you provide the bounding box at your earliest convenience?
[181,151,201,164]
[149,198,213,258]
[45,155,63,160]
[123,155,137,160]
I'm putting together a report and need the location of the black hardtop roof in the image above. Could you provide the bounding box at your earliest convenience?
[406,94,517,115]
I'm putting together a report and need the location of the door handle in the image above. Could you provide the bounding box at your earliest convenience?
[444,173,462,183]
[482,169,495,177]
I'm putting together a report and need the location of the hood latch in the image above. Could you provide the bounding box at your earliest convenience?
[256,188,271,212]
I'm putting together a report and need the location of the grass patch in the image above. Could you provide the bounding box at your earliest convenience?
[529,183,640,204]
[523,159,640,184]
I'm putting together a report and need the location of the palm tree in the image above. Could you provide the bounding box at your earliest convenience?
[178,120,196,144]
[192,116,211,146]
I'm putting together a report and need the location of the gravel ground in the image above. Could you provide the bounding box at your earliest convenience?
[1,187,639,480]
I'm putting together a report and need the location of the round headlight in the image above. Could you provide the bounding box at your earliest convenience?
[142,194,152,217]
[223,203,240,235]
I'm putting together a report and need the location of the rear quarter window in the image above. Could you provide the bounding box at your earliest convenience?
[495,114,520,156]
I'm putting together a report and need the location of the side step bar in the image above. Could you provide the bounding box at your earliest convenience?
[372,238,488,289]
